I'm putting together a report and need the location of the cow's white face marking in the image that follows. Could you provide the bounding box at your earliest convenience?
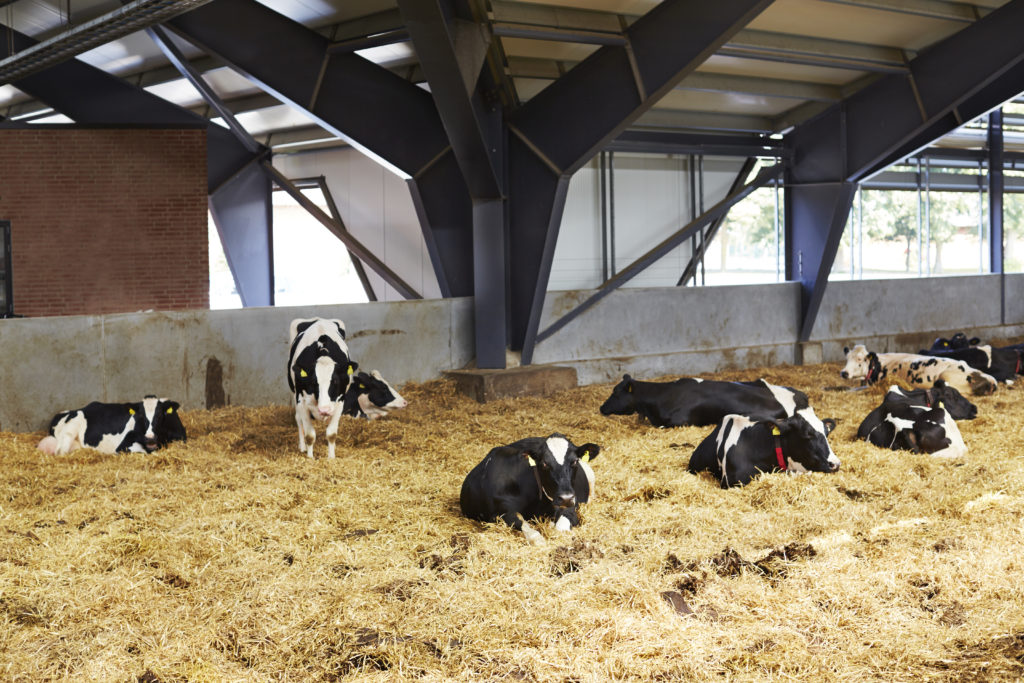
[554,516,571,532]
[546,436,569,465]
[142,396,159,440]
[315,356,337,416]
[371,370,408,409]
[842,345,870,379]
[764,382,798,416]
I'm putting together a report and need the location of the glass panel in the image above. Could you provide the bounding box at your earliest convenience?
[928,189,987,275]
[1005,170,1024,273]
[704,181,783,286]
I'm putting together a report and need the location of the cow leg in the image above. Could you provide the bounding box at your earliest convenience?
[499,511,544,545]
[324,403,345,459]
[296,406,316,458]
[294,402,307,453]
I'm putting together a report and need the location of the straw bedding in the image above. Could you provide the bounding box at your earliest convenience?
[1,362,1023,681]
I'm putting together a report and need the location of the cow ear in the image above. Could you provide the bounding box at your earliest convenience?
[165,401,181,413]
[577,443,600,463]
[905,431,921,453]
[969,337,980,345]
[933,379,946,388]
[822,418,836,435]
[522,451,538,468]
[348,361,358,375]
[843,346,849,355]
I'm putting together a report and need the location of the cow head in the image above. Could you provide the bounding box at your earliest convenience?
[351,370,408,419]
[770,414,840,474]
[522,434,601,509]
[599,375,637,416]
[841,345,881,384]
[294,351,357,419]
[139,396,187,452]
[927,380,977,419]
[907,407,952,454]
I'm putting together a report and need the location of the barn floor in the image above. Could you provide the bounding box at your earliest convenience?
[1,363,1023,681]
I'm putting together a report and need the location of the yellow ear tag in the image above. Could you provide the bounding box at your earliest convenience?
[626,385,632,393]
[348,364,355,375]
[300,369,308,378]
[771,426,781,436]
[580,451,590,464]
[937,401,945,409]
[129,408,135,415]
[166,407,174,414]
[527,456,537,467]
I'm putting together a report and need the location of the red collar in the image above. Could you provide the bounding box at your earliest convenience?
[865,364,876,384]
[924,388,932,407]
[772,427,786,471]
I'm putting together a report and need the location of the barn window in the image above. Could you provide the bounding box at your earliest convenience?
[0,220,11,318]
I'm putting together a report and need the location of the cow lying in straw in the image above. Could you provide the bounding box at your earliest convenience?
[840,344,997,396]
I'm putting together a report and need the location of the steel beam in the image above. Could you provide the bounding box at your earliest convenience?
[0,25,254,194]
[166,0,474,297]
[209,163,274,307]
[676,157,758,286]
[608,130,785,158]
[535,163,783,349]
[989,109,1004,325]
[786,182,858,342]
[509,0,773,360]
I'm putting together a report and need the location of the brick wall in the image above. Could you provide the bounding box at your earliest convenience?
[0,127,209,317]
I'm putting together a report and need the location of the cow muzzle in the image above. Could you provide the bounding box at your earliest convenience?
[317,405,334,419]
[840,370,849,379]
[553,493,576,509]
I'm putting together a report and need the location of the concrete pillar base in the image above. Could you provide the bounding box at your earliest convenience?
[445,365,577,403]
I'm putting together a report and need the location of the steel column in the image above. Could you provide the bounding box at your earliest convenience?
[786,181,857,342]
[209,163,274,307]
[989,108,1005,324]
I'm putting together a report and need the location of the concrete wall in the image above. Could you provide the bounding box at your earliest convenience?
[3,274,1021,432]
[0,299,473,432]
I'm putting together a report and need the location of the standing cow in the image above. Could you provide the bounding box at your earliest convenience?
[460,434,600,544]
[38,396,187,455]
[288,317,357,459]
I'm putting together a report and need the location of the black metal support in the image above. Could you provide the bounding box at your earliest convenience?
[677,157,758,287]
[535,163,783,346]
[787,181,858,342]
[263,163,422,300]
[398,0,507,367]
[508,0,773,362]
[0,220,12,318]
[167,0,474,297]
[989,108,1005,324]
[209,163,275,307]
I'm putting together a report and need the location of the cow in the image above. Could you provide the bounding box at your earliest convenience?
[288,317,357,459]
[856,398,966,458]
[37,396,186,456]
[929,332,980,351]
[341,370,408,420]
[460,434,600,545]
[862,380,976,421]
[600,374,831,428]
[840,344,997,396]
[687,414,840,488]
[918,344,1021,384]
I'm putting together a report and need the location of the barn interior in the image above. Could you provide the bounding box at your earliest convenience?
[2,0,1024,679]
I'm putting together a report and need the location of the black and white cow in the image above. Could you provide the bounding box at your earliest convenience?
[856,396,966,458]
[841,344,997,396]
[342,370,408,420]
[862,380,976,421]
[600,374,828,427]
[288,317,357,459]
[918,344,1021,384]
[687,414,840,488]
[929,332,979,351]
[460,434,600,544]
[37,396,186,455]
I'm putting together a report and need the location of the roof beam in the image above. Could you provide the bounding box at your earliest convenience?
[721,29,907,73]
[167,0,474,297]
[819,0,981,22]
[508,0,774,361]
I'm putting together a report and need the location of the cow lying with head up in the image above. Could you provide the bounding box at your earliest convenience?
[342,370,408,420]
[687,413,840,488]
[600,374,828,427]
[460,434,600,544]
[841,344,997,396]
[856,391,967,458]
[37,396,186,455]
[288,317,357,459]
